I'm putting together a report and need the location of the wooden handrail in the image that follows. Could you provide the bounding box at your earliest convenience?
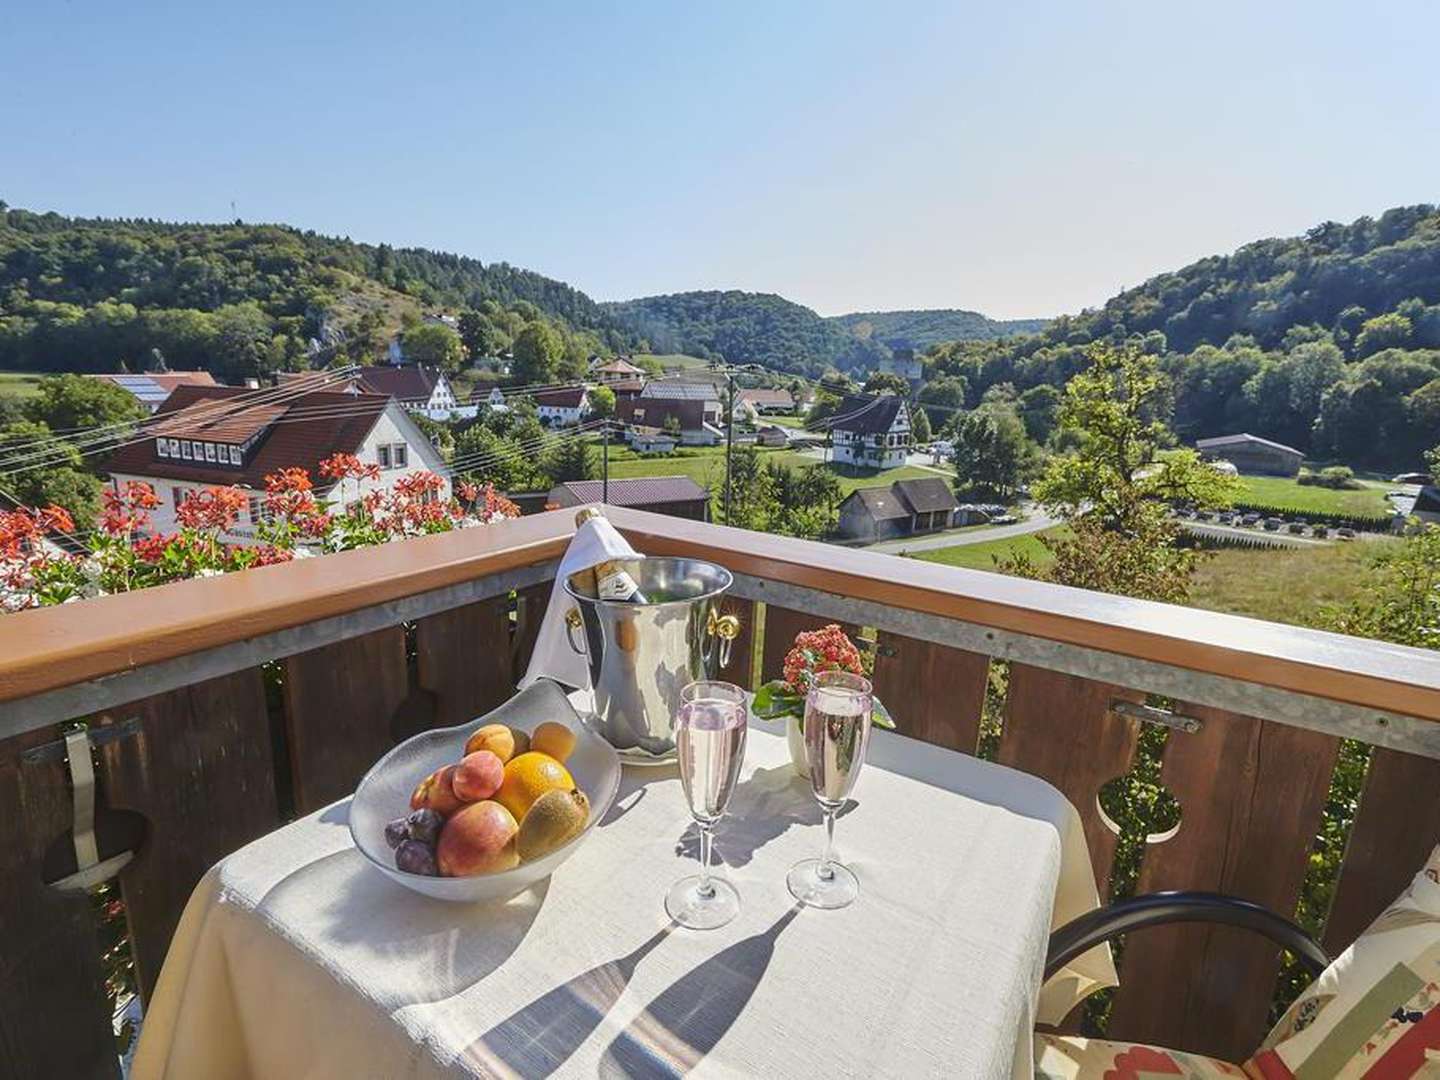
[600,507,1440,722]
[0,511,575,704]
[2,504,1438,721]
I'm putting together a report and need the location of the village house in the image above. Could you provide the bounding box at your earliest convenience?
[836,477,961,541]
[639,381,723,426]
[829,393,911,469]
[878,348,924,385]
[88,371,218,413]
[737,388,796,415]
[1196,433,1304,477]
[616,397,721,446]
[627,428,679,454]
[591,357,647,384]
[547,476,710,521]
[470,386,509,413]
[105,385,449,546]
[534,386,589,427]
[353,365,458,413]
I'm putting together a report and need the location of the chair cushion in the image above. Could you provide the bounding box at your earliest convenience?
[1034,1033,1244,1078]
[1245,844,1440,1079]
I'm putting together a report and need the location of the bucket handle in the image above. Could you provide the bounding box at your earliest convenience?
[706,608,742,670]
[564,607,588,657]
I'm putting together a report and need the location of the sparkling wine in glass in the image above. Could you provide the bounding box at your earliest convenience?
[787,670,872,909]
[666,680,748,929]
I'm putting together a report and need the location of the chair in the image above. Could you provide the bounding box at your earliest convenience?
[1036,847,1440,1078]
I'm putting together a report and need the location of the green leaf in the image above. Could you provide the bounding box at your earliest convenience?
[751,680,803,720]
[871,696,896,730]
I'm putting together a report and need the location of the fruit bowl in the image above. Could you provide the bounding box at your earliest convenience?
[350,679,621,903]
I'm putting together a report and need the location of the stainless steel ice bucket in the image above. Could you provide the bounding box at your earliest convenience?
[563,557,740,760]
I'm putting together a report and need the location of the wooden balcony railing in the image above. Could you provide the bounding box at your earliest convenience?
[2,506,1438,1076]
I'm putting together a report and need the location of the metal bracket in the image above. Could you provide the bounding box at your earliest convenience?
[1111,700,1202,734]
[26,722,139,892]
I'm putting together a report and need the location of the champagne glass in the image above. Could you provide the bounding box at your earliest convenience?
[666,680,748,930]
[787,670,872,909]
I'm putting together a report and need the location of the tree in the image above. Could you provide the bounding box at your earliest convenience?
[402,322,464,371]
[1354,312,1413,358]
[766,461,842,538]
[211,302,274,378]
[511,323,562,385]
[1325,525,1440,648]
[863,372,909,396]
[909,406,932,444]
[950,406,1035,502]
[0,420,103,527]
[544,436,595,483]
[457,311,509,360]
[1017,384,1062,444]
[588,385,616,419]
[1000,343,1240,604]
[721,446,775,531]
[917,375,969,430]
[26,373,146,433]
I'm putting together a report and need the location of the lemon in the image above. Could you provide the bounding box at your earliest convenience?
[495,752,574,821]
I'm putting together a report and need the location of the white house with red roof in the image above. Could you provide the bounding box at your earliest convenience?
[105,385,450,545]
[87,371,218,413]
[590,357,646,384]
[534,386,589,427]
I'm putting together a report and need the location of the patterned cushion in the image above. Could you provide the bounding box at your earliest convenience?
[1034,1033,1244,1078]
[1245,844,1440,1079]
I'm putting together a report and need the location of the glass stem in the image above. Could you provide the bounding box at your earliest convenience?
[818,807,837,881]
[698,824,716,898]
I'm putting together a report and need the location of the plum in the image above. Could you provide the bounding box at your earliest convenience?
[406,808,444,846]
[384,817,409,849]
[395,839,438,876]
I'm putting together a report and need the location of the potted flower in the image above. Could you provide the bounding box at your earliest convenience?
[751,624,893,774]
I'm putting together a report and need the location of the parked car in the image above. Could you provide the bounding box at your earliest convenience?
[990,514,1018,525]
[1337,527,1356,540]
[1241,513,1262,526]
[1263,518,1283,531]
[1287,522,1307,535]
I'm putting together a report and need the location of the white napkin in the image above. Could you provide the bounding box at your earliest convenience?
[518,514,641,692]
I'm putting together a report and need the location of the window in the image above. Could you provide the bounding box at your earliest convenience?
[181,441,193,460]
[157,438,170,458]
[228,446,242,465]
[248,496,268,524]
[204,443,217,462]
[172,486,185,509]
[392,443,408,468]
[191,441,204,459]
[377,445,392,469]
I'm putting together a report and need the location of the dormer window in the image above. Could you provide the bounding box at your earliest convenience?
[157,439,170,458]
[204,444,217,462]
[181,442,193,460]
[228,446,242,465]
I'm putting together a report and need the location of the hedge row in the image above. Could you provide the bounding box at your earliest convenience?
[1228,501,1393,533]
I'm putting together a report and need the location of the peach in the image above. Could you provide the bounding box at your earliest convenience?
[463,723,517,763]
[530,721,577,764]
[453,749,505,802]
[437,801,519,876]
[410,764,464,817]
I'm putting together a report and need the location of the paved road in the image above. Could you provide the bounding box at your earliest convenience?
[864,510,1059,554]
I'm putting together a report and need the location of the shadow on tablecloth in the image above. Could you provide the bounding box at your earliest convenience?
[460,921,678,1077]
[597,903,804,1077]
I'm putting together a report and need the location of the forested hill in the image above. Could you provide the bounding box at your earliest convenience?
[0,203,640,377]
[603,290,1038,374]
[827,309,1046,351]
[925,204,1440,470]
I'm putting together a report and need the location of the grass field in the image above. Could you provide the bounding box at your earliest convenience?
[605,444,943,498]
[0,372,43,399]
[634,353,712,371]
[909,527,1067,571]
[905,523,1395,627]
[1236,475,1392,516]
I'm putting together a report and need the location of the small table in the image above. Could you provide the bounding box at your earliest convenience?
[133,719,1112,1079]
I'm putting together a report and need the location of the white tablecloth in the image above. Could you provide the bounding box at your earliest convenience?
[133,721,1113,1080]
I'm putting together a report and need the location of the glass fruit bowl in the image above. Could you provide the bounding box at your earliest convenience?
[350,679,621,903]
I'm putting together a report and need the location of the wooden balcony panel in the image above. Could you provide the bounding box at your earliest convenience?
[871,631,989,756]
[102,669,280,1002]
[1323,749,1440,954]
[1107,704,1339,1062]
[283,627,410,816]
[415,596,515,729]
[997,665,1144,902]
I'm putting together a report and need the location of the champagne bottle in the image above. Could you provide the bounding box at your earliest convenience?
[573,508,648,603]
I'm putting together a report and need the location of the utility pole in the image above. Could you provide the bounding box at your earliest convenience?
[723,367,736,523]
[602,420,610,505]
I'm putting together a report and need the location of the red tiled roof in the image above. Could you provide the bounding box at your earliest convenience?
[534,387,587,408]
[355,365,441,401]
[738,388,794,408]
[549,476,707,507]
[594,358,645,375]
[105,385,391,491]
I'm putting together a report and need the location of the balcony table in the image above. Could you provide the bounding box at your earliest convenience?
[131,714,1114,1080]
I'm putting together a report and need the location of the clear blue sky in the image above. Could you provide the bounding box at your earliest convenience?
[5,1,1437,319]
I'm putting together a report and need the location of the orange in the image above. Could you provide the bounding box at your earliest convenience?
[495,752,574,821]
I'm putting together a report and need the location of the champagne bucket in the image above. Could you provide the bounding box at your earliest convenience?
[563,557,740,760]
